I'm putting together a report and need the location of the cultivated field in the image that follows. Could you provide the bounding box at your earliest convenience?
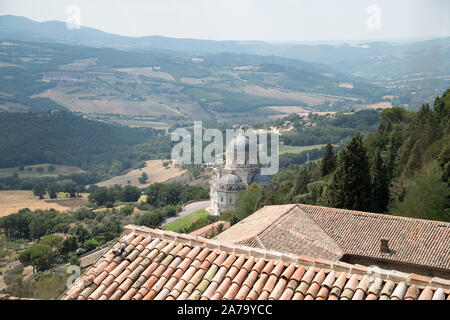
[0,164,85,178]
[108,119,171,129]
[0,190,87,217]
[279,144,327,155]
[96,160,187,188]
[267,106,310,114]
[39,88,181,116]
[365,101,393,110]
[229,85,341,107]
[115,67,175,81]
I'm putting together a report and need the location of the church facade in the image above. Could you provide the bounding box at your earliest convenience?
[208,131,273,216]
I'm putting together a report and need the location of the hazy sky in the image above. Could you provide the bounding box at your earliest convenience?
[1,0,449,42]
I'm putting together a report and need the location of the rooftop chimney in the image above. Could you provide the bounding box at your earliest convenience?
[380,239,390,253]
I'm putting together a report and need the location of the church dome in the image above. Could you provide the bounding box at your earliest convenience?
[252,173,273,185]
[219,174,242,185]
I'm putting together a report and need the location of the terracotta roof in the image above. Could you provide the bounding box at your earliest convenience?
[214,204,450,271]
[60,225,450,300]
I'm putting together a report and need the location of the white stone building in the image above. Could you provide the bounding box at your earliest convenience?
[207,130,274,216]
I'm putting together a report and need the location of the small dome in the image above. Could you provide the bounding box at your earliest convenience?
[252,174,273,184]
[219,174,242,185]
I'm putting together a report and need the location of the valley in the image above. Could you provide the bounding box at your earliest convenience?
[0,39,394,127]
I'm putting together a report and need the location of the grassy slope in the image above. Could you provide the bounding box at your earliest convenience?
[163,209,209,232]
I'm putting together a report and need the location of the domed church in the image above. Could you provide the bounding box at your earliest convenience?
[208,130,274,216]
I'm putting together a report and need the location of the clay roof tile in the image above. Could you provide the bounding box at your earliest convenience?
[61,226,450,301]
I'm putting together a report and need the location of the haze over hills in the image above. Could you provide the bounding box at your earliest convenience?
[0,15,450,74]
[1,15,449,80]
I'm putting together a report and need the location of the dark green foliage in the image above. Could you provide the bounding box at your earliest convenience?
[39,235,64,251]
[320,143,336,177]
[137,211,163,228]
[138,172,148,184]
[433,90,450,134]
[438,138,450,183]
[32,183,45,199]
[47,183,58,199]
[144,183,209,208]
[120,205,135,216]
[293,167,310,195]
[88,185,122,206]
[61,237,78,256]
[370,150,390,213]
[328,132,372,211]
[0,208,33,240]
[0,111,170,180]
[18,244,52,272]
[83,238,99,252]
[135,205,178,228]
[120,185,141,202]
[0,208,70,241]
[69,255,81,266]
[73,225,90,244]
[389,172,450,222]
[234,184,263,220]
[396,104,441,177]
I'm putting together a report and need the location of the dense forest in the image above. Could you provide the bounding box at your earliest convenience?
[0,111,172,180]
[225,88,450,223]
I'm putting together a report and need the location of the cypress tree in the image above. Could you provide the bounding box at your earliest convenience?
[320,143,336,177]
[294,167,310,195]
[371,150,390,213]
[328,132,372,211]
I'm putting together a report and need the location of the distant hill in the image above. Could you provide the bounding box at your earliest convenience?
[1,15,449,80]
[0,111,168,171]
[0,39,386,117]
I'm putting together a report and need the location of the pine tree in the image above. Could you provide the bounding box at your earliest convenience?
[320,143,336,177]
[370,150,390,213]
[328,132,372,211]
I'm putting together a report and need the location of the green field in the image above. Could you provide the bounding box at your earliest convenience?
[163,209,209,232]
[279,144,326,155]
